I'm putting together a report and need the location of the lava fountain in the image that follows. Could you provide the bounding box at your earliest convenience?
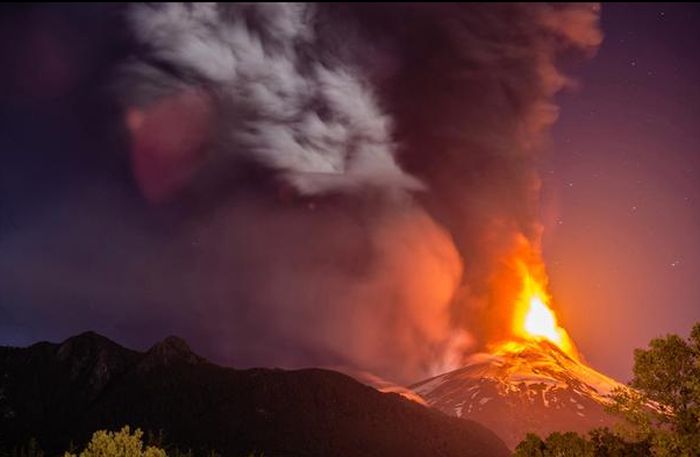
[483,235,580,361]
[510,261,578,358]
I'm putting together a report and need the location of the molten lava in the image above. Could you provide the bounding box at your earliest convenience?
[524,296,561,343]
[510,261,578,358]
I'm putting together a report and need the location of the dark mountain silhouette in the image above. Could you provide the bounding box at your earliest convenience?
[0,332,509,457]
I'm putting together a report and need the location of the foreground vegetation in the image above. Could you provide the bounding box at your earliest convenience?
[2,428,259,457]
[63,427,166,457]
[515,322,700,456]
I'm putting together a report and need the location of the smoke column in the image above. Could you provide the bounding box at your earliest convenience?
[0,4,602,384]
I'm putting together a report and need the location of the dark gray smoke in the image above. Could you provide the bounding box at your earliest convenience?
[0,3,601,384]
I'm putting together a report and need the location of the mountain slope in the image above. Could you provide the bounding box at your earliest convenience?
[412,340,625,448]
[0,332,509,457]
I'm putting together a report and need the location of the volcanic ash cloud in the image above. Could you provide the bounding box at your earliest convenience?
[15,3,602,384]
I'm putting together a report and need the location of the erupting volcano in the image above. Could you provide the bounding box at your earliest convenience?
[412,249,626,449]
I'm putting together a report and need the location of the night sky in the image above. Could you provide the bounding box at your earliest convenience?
[1,4,699,383]
[545,3,700,380]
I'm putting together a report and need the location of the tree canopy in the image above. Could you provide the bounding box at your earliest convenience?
[609,322,700,455]
[64,427,166,457]
[515,322,700,456]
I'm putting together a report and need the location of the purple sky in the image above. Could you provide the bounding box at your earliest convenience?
[545,3,700,380]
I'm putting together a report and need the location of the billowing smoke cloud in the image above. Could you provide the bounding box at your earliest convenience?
[188,198,464,382]
[351,3,603,346]
[121,3,421,200]
[0,4,601,384]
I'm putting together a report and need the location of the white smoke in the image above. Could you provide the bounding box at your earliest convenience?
[124,3,421,196]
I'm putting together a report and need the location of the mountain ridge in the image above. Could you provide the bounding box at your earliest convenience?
[0,332,509,457]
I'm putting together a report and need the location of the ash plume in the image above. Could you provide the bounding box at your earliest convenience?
[0,3,601,384]
[121,3,422,200]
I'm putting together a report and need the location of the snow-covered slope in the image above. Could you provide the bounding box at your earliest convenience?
[412,340,626,448]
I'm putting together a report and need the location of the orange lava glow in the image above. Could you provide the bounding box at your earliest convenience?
[511,260,578,358]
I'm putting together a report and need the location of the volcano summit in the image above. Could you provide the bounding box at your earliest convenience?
[412,340,625,448]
